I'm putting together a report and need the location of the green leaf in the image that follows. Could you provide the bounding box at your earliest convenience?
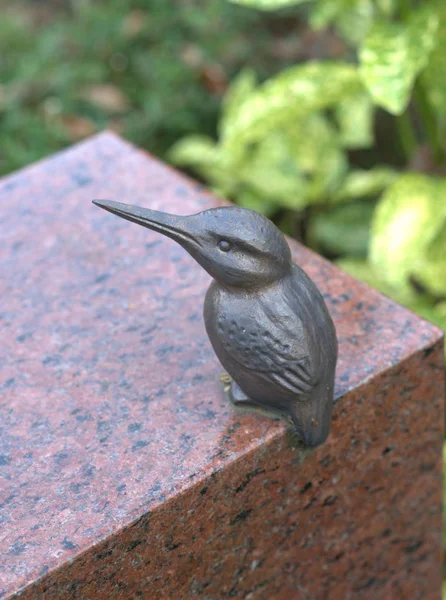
[375,0,396,19]
[308,200,374,257]
[169,110,349,213]
[168,134,218,167]
[336,258,387,289]
[168,135,234,194]
[359,5,439,114]
[222,61,362,149]
[433,302,446,331]
[236,188,277,216]
[335,0,375,46]
[311,0,374,46]
[337,260,446,344]
[233,113,347,212]
[229,0,309,9]
[238,132,310,209]
[336,258,419,306]
[408,299,446,332]
[287,113,348,202]
[333,167,398,202]
[335,92,374,148]
[412,221,446,296]
[422,3,446,137]
[220,69,257,139]
[370,174,446,293]
[310,0,346,30]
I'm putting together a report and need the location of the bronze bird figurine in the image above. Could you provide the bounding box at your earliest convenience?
[92,200,338,447]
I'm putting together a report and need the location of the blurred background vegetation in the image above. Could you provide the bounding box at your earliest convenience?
[1,0,305,171]
[1,0,445,335]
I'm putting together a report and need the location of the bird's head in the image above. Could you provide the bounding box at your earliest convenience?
[93,200,292,289]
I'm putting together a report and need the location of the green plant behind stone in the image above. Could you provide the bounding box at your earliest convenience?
[170,0,446,337]
[0,0,299,175]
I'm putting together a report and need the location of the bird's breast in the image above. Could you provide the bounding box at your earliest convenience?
[204,282,301,374]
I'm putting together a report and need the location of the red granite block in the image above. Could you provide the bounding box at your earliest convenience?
[0,132,443,599]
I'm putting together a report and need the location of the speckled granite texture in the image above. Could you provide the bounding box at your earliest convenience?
[0,132,443,599]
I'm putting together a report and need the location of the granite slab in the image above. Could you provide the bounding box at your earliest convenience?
[0,132,443,599]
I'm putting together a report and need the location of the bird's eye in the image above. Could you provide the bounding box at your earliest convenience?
[218,240,231,252]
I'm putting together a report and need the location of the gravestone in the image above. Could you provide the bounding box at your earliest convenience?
[0,132,443,599]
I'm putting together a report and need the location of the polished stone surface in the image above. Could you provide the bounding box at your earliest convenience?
[0,133,443,599]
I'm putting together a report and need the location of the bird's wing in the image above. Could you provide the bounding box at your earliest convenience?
[217,299,318,398]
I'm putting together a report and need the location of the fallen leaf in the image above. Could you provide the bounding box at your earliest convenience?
[80,84,130,113]
[61,115,96,140]
[122,10,147,37]
[200,64,228,96]
[181,44,204,69]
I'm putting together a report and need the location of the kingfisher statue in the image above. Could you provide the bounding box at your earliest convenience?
[93,200,338,447]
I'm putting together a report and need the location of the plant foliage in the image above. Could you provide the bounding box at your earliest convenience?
[0,0,299,175]
[172,0,446,341]
[359,5,439,114]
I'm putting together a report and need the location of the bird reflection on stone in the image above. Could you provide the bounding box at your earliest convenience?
[92,200,338,447]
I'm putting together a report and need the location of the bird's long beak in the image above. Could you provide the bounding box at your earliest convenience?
[92,199,200,249]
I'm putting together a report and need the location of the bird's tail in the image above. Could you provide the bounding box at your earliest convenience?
[289,379,335,448]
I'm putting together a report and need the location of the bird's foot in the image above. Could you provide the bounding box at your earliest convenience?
[219,373,257,407]
[229,380,258,408]
[230,379,249,404]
